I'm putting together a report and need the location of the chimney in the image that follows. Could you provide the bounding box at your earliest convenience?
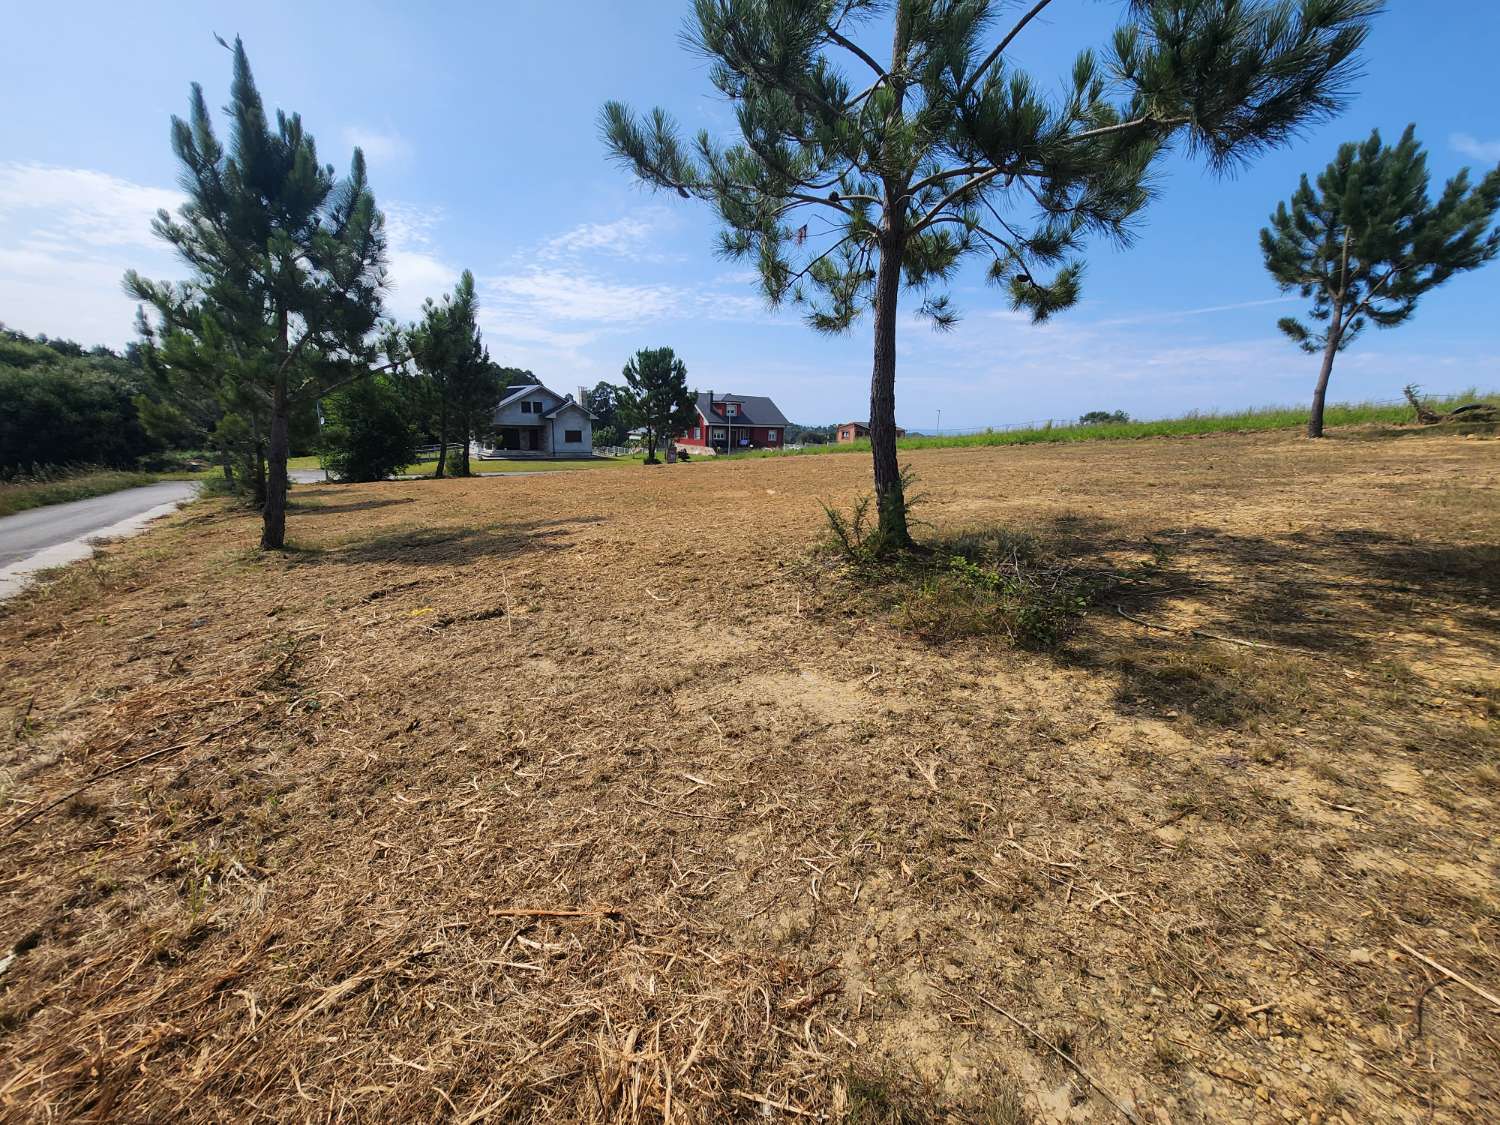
[576,385,587,407]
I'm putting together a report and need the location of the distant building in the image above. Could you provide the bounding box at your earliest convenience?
[836,421,905,443]
[676,392,790,454]
[478,381,595,458]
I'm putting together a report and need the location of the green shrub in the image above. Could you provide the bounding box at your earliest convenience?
[318,376,417,482]
[816,491,1115,650]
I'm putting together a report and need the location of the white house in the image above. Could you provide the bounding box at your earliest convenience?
[478,382,595,459]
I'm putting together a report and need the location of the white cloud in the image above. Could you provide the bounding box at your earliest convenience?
[542,216,654,259]
[0,163,179,250]
[538,209,683,264]
[0,163,183,345]
[342,126,410,166]
[1451,133,1500,163]
[381,201,460,321]
[1092,295,1296,328]
[485,269,683,324]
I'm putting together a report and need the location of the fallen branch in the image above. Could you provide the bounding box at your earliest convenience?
[630,796,732,822]
[934,984,1140,1123]
[488,907,623,920]
[3,711,258,837]
[1394,939,1500,1011]
[1114,605,1318,656]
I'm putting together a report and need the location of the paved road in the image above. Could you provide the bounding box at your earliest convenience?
[0,482,200,570]
[0,470,329,570]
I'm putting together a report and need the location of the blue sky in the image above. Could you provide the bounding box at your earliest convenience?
[2,2,1498,429]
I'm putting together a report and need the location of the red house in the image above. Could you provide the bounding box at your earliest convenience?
[677,391,790,454]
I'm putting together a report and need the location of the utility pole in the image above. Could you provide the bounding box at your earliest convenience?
[936,408,941,435]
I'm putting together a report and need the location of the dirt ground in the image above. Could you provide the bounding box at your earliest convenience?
[2,429,1498,1123]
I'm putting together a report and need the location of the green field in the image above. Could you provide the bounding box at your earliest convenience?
[735,390,1500,460]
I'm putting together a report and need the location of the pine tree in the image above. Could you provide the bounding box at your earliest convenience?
[405,271,489,478]
[1261,124,1500,437]
[127,36,388,547]
[618,347,697,464]
[448,358,505,477]
[603,0,1379,550]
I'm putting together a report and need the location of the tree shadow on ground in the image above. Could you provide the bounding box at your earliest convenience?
[1328,422,1498,443]
[291,498,418,515]
[320,519,597,567]
[1011,513,1500,730]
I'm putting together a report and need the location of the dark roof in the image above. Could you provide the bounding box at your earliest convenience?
[696,392,790,428]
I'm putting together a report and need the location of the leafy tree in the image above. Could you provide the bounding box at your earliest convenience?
[319,373,417,481]
[586,381,626,445]
[0,327,155,471]
[495,366,539,386]
[406,271,488,478]
[1079,409,1130,424]
[128,36,388,548]
[603,0,1378,550]
[1261,124,1500,437]
[618,347,697,464]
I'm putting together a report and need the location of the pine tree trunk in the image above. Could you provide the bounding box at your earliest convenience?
[1307,302,1344,439]
[435,399,449,479]
[261,307,290,549]
[250,429,267,509]
[261,379,290,548]
[454,427,470,476]
[869,229,909,551]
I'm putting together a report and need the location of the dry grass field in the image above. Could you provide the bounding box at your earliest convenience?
[2,429,1497,1123]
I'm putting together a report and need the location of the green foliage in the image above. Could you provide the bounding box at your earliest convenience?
[0,328,156,471]
[1079,409,1130,425]
[318,375,417,482]
[603,0,1379,543]
[1263,125,1500,353]
[587,381,627,445]
[618,346,697,464]
[127,36,389,548]
[1261,124,1500,433]
[911,527,1098,649]
[606,0,1374,331]
[403,270,498,477]
[819,490,1106,650]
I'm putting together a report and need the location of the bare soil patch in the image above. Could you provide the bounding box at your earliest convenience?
[2,430,1498,1122]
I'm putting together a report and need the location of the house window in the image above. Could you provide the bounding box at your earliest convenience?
[565,429,582,443]
[726,403,738,416]
[767,429,779,442]
[520,401,532,414]
[692,425,700,440]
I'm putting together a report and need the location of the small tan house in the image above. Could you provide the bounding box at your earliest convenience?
[836,421,905,443]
